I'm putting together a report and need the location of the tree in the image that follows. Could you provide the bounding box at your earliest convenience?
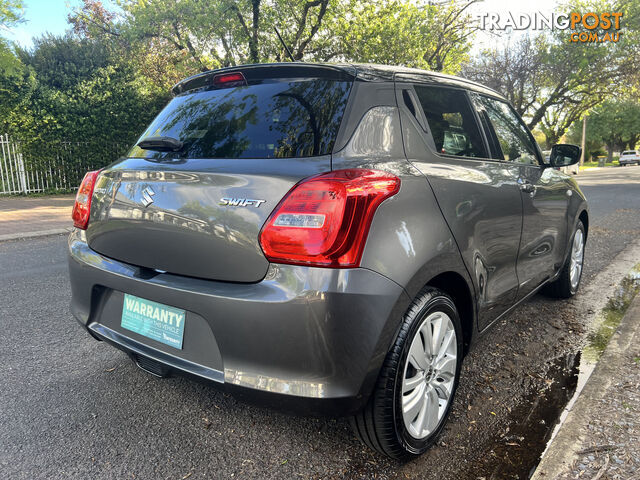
[462,35,547,117]
[68,0,480,87]
[463,0,640,146]
[4,34,167,152]
[335,0,479,73]
[0,0,22,24]
[0,0,26,122]
[0,0,24,73]
[565,117,605,161]
[568,100,640,162]
[69,0,340,77]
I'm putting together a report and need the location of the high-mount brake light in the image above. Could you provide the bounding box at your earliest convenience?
[259,169,401,268]
[212,72,247,88]
[72,170,101,230]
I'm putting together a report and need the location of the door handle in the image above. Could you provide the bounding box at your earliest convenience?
[518,179,536,194]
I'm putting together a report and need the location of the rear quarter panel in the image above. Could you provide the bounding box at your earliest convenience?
[332,101,475,345]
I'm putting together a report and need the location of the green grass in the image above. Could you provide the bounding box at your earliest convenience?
[583,264,640,362]
[581,159,620,168]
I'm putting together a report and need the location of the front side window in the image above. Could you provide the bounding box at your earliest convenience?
[413,85,487,158]
[473,95,539,165]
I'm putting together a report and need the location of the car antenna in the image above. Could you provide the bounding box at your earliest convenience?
[274,27,296,62]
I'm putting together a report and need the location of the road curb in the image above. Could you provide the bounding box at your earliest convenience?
[532,293,640,479]
[0,227,72,242]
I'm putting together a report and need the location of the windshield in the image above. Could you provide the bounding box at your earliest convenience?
[129,78,352,160]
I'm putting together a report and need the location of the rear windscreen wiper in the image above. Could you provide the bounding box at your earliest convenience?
[137,136,184,152]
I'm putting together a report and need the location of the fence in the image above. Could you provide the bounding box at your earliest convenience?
[0,134,128,194]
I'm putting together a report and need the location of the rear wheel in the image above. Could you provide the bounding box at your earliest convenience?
[543,220,585,298]
[350,288,463,460]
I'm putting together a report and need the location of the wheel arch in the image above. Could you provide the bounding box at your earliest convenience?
[578,209,589,239]
[424,271,475,355]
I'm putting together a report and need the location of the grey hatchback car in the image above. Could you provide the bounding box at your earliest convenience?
[68,63,587,459]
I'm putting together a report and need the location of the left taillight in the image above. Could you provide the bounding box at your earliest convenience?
[72,170,100,230]
[259,169,401,268]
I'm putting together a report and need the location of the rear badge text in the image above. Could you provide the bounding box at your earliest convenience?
[219,198,266,207]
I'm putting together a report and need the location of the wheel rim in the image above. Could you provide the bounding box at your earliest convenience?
[401,311,457,440]
[569,229,584,290]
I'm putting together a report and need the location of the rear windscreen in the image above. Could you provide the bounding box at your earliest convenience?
[129,77,352,159]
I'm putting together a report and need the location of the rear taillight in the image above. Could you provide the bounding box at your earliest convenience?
[259,169,400,268]
[72,170,100,230]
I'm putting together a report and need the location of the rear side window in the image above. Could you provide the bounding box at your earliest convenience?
[473,95,539,166]
[413,85,487,158]
[129,78,352,159]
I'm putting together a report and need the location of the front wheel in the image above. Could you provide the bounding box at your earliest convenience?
[350,288,463,460]
[543,220,585,298]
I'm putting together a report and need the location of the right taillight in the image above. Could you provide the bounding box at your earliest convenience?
[259,169,400,268]
[72,170,100,230]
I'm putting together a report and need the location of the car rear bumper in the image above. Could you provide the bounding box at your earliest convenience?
[620,160,639,165]
[68,229,409,415]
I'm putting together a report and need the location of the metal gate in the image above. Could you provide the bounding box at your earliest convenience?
[0,134,126,194]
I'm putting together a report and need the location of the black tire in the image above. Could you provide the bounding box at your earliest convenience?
[350,288,463,460]
[543,220,585,298]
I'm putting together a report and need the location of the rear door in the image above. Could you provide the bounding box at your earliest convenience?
[87,65,354,282]
[471,94,570,299]
[398,81,523,329]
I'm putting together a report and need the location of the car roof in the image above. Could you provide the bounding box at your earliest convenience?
[172,62,505,100]
[348,63,505,98]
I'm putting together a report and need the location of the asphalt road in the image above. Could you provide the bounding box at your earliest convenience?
[1,167,640,480]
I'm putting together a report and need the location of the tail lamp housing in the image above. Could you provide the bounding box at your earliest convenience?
[72,170,100,229]
[259,169,401,268]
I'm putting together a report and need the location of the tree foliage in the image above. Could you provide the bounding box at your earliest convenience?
[0,0,25,120]
[2,35,168,167]
[334,0,479,73]
[69,0,346,84]
[568,99,640,161]
[463,0,640,147]
[463,35,547,118]
[68,0,480,87]
[0,0,23,73]
[0,0,22,26]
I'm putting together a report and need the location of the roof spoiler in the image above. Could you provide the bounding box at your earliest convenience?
[171,63,357,96]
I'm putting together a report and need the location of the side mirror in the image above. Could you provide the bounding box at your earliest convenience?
[550,144,581,168]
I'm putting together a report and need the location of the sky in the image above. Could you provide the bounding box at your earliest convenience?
[4,0,82,48]
[4,0,561,50]
[468,0,561,53]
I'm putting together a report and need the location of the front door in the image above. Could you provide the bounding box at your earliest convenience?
[471,95,569,299]
[516,165,570,297]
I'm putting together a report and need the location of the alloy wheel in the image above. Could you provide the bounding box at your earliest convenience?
[401,311,457,439]
[569,228,584,290]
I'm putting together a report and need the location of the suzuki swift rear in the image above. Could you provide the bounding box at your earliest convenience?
[69,63,588,459]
